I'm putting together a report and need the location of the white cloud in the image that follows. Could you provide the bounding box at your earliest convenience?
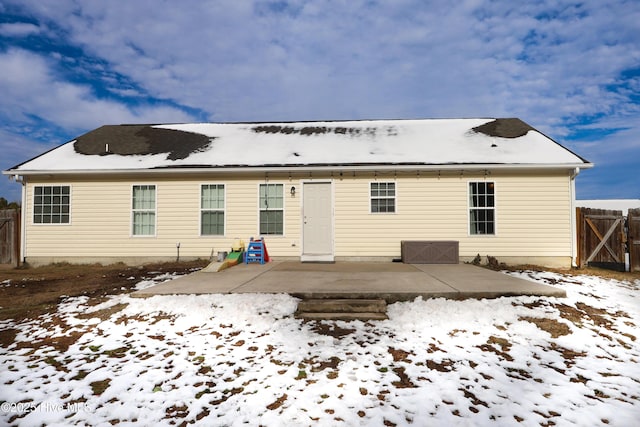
[0,128,50,201]
[0,22,41,37]
[24,0,631,126]
[0,48,195,131]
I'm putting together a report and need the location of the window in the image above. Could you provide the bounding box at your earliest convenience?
[259,183,283,235]
[132,185,156,236]
[469,182,495,235]
[370,182,395,213]
[33,185,70,224]
[201,184,225,235]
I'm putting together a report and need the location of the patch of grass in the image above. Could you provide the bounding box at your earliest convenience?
[71,370,89,380]
[195,388,212,399]
[44,356,67,372]
[103,347,129,358]
[90,379,111,395]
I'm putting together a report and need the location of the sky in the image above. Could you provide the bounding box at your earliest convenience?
[1,0,639,202]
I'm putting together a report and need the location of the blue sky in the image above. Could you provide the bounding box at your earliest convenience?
[1,0,639,202]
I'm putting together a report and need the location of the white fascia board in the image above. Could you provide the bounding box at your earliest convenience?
[4,162,593,177]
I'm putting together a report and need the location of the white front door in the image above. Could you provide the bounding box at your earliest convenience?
[302,182,333,262]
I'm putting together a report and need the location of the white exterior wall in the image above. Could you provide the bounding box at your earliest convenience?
[23,174,302,264]
[22,170,574,267]
[334,171,573,266]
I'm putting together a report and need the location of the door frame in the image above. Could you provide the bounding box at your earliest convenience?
[300,180,334,262]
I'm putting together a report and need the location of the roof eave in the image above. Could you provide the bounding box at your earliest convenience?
[4,162,594,177]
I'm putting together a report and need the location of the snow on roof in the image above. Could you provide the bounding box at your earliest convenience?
[7,118,590,173]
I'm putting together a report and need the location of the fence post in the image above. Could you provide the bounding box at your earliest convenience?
[0,209,20,268]
[630,208,640,272]
[577,207,588,268]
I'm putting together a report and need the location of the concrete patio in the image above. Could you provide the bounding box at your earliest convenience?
[132,261,566,302]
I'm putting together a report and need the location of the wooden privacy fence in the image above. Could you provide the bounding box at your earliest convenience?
[0,209,20,267]
[576,207,640,272]
[629,208,640,272]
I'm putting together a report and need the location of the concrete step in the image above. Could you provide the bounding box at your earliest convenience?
[297,298,387,314]
[295,312,388,321]
[295,298,388,321]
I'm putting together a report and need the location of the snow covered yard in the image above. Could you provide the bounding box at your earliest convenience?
[1,270,638,426]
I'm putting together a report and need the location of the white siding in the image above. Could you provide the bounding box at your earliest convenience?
[23,175,302,262]
[333,171,572,260]
[23,170,573,266]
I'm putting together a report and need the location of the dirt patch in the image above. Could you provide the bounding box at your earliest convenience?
[478,336,513,362]
[505,264,640,282]
[389,347,413,362]
[266,393,288,410]
[391,367,417,388]
[310,322,355,338]
[0,328,17,348]
[76,303,129,321]
[549,343,587,368]
[520,316,572,338]
[426,359,455,372]
[0,260,207,321]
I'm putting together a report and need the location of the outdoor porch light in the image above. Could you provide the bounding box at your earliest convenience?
[290,186,296,196]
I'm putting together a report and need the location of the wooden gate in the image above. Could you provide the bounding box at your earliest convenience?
[629,208,640,272]
[0,209,20,267]
[576,208,626,271]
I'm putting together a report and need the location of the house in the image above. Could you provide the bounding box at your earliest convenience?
[3,118,592,268]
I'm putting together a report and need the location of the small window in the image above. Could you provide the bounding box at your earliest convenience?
[132,185,156,236]
[370,182,395,213]
[201,184,225,235]
[33,185,70,224]
[259,183,283,235]
[469,182,495,235]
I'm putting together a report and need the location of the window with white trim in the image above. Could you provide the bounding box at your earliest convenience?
[469,182,495,235]
[370,182,395,213]
[201,184,225,235]
[259,183,283,235]
[33,185,70,224]
[132,185,156,236]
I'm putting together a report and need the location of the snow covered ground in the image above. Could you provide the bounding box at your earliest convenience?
[1,270,638,426]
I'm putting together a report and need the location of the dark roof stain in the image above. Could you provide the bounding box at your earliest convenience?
[252,124,396,137]
[472,118,535,138]
[73,125,212,160]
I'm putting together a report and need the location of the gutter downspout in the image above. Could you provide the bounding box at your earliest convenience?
[570,167,580,267]
[12,175,27,265]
